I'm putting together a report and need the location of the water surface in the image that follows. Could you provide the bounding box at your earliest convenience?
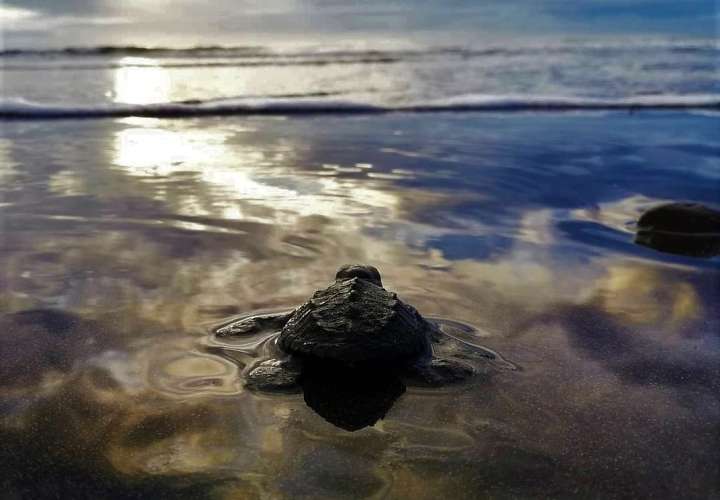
[1,112,719,498]
[2,39,718,116]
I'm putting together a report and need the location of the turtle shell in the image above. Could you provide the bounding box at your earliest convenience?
[278,277,431,364]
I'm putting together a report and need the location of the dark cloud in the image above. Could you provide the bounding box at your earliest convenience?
[3,0,106,15]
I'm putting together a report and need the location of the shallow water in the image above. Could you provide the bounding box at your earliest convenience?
[2,39,719,114]
[1,112,719,498]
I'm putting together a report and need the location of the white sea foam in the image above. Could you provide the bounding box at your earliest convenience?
[1,94,718,119]
[2,38,717,119]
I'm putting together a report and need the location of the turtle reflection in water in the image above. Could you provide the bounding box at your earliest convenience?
[216,264,498,430]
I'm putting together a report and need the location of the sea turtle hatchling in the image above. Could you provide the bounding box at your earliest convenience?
[216,264,496,391]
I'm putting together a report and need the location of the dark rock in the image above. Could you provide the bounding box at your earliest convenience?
[635,230,720,258]
[635,203,720,258]
[637,202,720,234]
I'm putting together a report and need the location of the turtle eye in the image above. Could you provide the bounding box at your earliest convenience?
[357,270,374,281]
[366,266,382,284]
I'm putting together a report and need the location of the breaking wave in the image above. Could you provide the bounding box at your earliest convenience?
[2,94,718,120]
[2,39,716,58]
[2,39,717,71]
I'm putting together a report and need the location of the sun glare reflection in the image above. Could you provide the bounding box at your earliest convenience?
[111,124,401,226]
[113,127,230,175]
[114,58,171,104]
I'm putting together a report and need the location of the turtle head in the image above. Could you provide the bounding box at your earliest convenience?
[335,264,383,287]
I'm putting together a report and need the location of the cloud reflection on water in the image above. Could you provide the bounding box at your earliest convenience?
[0,113,719,498]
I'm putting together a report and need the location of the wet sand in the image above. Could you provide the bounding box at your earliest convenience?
[1,112,718,498]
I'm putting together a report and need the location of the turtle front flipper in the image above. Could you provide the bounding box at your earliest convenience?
[216,311,293,337]
[245,358,302,392]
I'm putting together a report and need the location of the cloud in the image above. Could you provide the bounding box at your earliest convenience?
[2,0,106,16]
[0,6,37,20]
[1,0,716,48]
[4,14,131,33]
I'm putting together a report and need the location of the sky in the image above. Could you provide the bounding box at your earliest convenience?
[1,0,718,49]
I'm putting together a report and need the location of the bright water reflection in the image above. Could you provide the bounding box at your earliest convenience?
[0,113,718,498]
[114,57,171,104]
[111,119,405,228]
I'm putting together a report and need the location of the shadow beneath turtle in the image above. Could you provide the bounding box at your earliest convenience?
[299,361,406,432]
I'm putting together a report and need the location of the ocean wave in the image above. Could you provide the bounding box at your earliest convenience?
[3,40,716,79]
[1,95,718,120]
[2,39,716,61]
[0,45,269,57]
[0,46,440,62]
[0,57,404,71]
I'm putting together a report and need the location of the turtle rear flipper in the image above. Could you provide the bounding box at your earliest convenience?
[404,358,476,387]
[245,358,302,392]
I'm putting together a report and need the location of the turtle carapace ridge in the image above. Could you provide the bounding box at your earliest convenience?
[278,277,430,364]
